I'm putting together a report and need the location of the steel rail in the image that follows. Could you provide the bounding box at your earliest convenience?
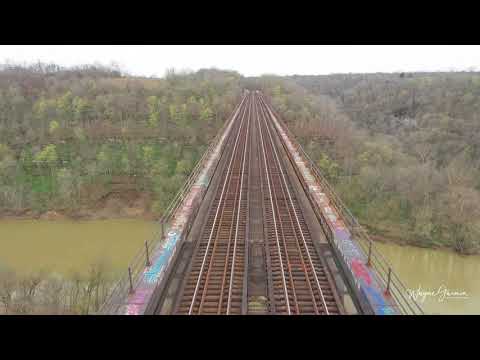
[190,97,249,314]
[259,112,301,314]
[257,99,319,314]
[188,94,250,315]
[98,94,247,314]
[172,93,250,315]
[257,94,330,315]
[200,97,247,314]
[226,92,251,314]
[197,97,249,314]
[259,92,424,315]
[256,97,304,313]
[255,93,292,315]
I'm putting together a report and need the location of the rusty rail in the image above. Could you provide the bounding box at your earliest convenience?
[256,93,342,314]
[98,95,245,314]
[176,93,251,314]
[260,93,424,315]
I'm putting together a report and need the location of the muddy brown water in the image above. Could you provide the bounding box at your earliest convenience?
[376,242,480,315]
[1,220,478,314]
[0,219,157,277]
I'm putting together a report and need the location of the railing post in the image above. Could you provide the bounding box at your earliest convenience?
[385,267,392,296]
[145,241,151,267]
[367,240,372,267]
[128,267,134,294]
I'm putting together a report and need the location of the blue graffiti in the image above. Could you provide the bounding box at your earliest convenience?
[363,283,396,315]
[144,231,180,284]
[332,229,396,314]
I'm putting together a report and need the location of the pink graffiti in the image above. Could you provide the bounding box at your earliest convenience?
[126,304,141,315]
[128,288,149,304]
[351,259,372,286]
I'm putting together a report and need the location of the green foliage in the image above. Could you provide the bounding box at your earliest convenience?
[142,145,154,169]
[73,127,85,141]
[0,143,12,160]
[317,154,340,183]
[358,142,394,167]
[147,96,160,128]
[200,103,214,122]
[56,168,76,206]
[34,144,58,167]
[176,158,193,176]
[49,120,60,134]
[72,97,90,124]
[33,97,49,120]
[2,63,480,256]
[265,72,480,254]
[57,91,73,123]
[0,65,238,231]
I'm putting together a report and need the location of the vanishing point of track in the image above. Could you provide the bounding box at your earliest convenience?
[174,92,342,315]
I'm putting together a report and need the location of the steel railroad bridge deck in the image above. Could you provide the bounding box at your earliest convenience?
[100,91,424,315]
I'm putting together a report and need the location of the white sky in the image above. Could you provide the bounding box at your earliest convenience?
[1,45,480,77]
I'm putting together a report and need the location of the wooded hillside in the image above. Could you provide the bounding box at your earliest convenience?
[259,72,480,254]
[0,64,242,217]
[1,64,479,254]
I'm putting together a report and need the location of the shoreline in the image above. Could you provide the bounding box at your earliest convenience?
[0,208,158,222]
[0,188,158,222]
[368,232,479,256]
[2,209,476,256]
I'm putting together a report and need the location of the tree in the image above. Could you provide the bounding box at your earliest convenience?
[147,96,160,128]
[0,270,17,314]
[33,97,50,134]
[120,154,131,174]
[34,144,58,170]
[176,158,193,176]
[200,103,214,122]
[317,153,340,183]
[72,97,91,126]
[142,145,155,169]
[56,91,73,126]
[49,120,60,134]
[440,185,480,253]
[57,168,75,206]
[96,146,111,176]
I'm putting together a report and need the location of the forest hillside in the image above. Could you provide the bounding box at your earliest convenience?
[1,64,479,254]
[257,72,480,254]
[0,64,242,220]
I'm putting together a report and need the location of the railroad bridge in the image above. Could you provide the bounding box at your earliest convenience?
[100,91,424,315]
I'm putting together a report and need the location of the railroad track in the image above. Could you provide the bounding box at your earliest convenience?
[256,93,341,315]
[173,91,342,315]
[175,93,251,314]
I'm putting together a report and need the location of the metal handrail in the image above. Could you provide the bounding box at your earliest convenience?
[99,96,245,314]
[260,93,424,315]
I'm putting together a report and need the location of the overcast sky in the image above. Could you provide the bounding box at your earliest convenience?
[1,45,479,77]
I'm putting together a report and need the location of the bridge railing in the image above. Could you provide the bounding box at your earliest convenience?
[99,97,243,314]
[263,94,424,315]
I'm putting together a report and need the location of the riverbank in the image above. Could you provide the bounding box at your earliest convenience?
[2,196,477,257]
[0,188,157,221]
[361,222,480,256]
[369,230,480,256]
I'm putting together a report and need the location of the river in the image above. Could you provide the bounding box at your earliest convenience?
[376,242,480,315]
[0,220,157,277]
[0,220,478,314]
